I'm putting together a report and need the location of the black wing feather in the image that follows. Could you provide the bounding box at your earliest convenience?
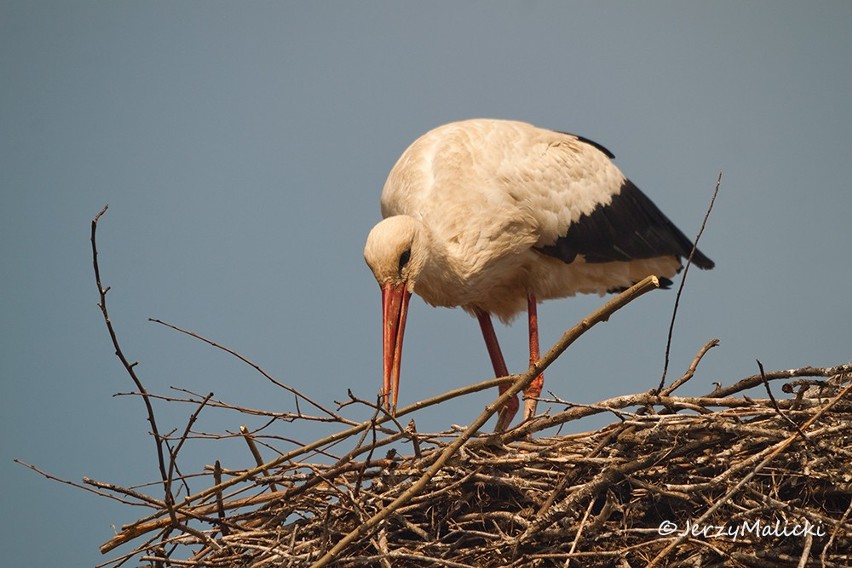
[537,179,715,269]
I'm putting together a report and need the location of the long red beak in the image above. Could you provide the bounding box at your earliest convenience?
[381,281,411,414]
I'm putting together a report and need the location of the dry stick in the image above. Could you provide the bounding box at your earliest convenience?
[353,402,384,498]
[97,533,165,568]
[240,425,277,492]
[705,364,852,399]
[149,318,354,426]
[14,459,161,507]
[504,393,697,443]
[129,387,338,425]
[506,386,834,444]
[83,477,167,508]
[567,497,596,558]
[406,419,422,459]
[167,392,213,502]
[91,205,175,513]
[756,359,812,447]
[797,531,814,568]
[821,497,852,566]
[213,461,228,537]
[658,172,721,392]
[660,338,720,396]
[309,275,662,568]
[645,380,852,568]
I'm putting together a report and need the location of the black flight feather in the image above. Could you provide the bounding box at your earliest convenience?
[537,179,715,270]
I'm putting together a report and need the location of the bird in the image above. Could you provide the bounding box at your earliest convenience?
[364,119,713,431]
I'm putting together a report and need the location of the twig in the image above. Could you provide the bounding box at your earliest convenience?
[353,398,384,498]
[406,420,421,460]
[14,459,157,507]
[213,461,228,537]
[757,359,812,447]
[797,530,814,568]
[658,172,721,391]
[706,364,852,398]
[567,497,596,558]
[240,425,277,492]
[149,318,354,426]
[503,391,786,443]
[659,338,720,396]
[91,205,174,510]
[83,477,167,508]
[167,392,213,506]
[821,497,852,567]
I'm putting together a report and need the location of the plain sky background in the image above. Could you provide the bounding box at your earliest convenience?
[2,2,850,565]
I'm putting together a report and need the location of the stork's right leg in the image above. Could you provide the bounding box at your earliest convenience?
[475,309,518,431]
[523,291,544,421]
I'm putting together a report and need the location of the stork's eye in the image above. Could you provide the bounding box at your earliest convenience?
[398,249,411,272]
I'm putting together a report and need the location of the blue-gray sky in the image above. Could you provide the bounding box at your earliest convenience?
[2,2,850,565]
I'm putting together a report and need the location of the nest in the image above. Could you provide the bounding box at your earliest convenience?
[71,363,849,568]
[25,209,848,567]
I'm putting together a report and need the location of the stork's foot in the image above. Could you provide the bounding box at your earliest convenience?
[522,373,544,422]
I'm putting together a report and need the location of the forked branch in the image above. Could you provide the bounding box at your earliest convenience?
[91,205,173,508]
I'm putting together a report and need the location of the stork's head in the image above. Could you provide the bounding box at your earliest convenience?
[364,215,428,413]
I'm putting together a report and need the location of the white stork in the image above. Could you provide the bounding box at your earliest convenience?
[364,119,713,430]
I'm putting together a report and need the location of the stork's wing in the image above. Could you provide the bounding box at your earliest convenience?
[537,177,714,269]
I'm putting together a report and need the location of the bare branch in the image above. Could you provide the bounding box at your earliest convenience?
[659,172,721,391]
[91,205,173,507]
[148,318,355,426]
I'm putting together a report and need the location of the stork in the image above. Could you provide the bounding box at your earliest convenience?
[364,119,713,431]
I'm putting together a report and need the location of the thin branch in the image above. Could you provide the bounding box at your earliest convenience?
[658,172,721,391]
[659,338,720,396]
[821,497,852,567]
[240,425,278,492]
[705,363,852,398]
[167,392,213,506]
[91,205,173,507]
[148,318,355,426]
[213,461,228,537]
[757,359,812,447]
[14,459,155,507]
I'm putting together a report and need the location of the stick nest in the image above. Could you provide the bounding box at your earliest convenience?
[57,207,848,567]
[87,365,851,568]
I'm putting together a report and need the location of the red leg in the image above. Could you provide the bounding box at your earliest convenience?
[475,308,518,431]
[524,291,544,421]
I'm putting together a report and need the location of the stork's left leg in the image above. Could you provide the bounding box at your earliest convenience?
[523,291,544,421]
[475,308,518,432]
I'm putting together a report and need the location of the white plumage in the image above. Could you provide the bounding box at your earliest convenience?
[364,119,713,429]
